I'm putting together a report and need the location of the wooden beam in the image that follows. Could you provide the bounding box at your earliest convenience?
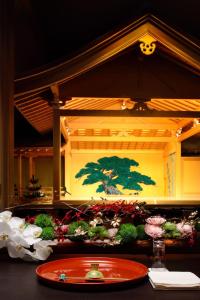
[63,120,178,130]
[60,109,200,118]
[177,119,193,128]
[178,125,200,142]
[70,136,173,142]
[71,149,163,154]
[50,84,59,98]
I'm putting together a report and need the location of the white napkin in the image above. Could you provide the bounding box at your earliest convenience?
[148,271,200,290]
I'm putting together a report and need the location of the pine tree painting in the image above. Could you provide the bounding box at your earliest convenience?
[75,156,156,195]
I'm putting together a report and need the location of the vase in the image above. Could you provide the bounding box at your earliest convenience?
[151,239,167,271]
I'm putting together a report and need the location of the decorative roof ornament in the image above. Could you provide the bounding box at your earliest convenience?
[130,98,153,112]
[139,34,157,55]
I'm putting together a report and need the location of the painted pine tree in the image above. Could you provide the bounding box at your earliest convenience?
[75,156,156,195]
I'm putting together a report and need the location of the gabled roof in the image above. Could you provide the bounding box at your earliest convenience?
[14,15,200,134]
[15,15,200,96]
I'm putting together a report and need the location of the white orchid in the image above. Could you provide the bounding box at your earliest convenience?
[0,211,12,222]
[7,241,31,258]
[8,217,25,233]
[6,234,30,258]
[32,240,57,261]
[22,224,42,245]
[0,210,56,261]
[0,221,12,248]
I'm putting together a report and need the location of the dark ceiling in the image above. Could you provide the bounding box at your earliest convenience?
[15,0,200,75]
[14,0,200,154]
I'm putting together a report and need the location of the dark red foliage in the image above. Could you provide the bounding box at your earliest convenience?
[88,201,148,223]
[25,216,35,224]
[188,229,197,247]
[54,218,62,226]
[62,210,73,223]
[54,226,65,242]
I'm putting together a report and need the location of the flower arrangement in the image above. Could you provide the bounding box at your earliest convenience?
[0,202,199,261]
[0,211,56,261]
[144,213,198,243]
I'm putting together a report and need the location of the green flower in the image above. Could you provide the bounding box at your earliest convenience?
[41,227,55,240]
[163,222,181,239]
[116,223,137,243]
[136,224,148,240]
[88,226,108,240]
[163,222,177,232]
[34,214,54,228]
[68,221,89,241]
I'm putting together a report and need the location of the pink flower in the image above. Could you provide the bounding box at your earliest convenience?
[107,228,118,238]
[146,216,166,225]
[176,222,193,237]
[60,225,68,233]
[144,224,164,239]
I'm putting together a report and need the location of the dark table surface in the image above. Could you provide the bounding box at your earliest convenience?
[0,253,200,300]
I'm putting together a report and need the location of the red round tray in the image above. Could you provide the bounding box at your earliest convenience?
[36,257,148,290]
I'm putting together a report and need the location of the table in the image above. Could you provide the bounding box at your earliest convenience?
[0,253,199,300]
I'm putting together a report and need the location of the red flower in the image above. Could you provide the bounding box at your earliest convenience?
[25,216,35,224]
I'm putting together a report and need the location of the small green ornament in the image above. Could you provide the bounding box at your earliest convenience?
[85,264,104,280]
[59,273,67,281]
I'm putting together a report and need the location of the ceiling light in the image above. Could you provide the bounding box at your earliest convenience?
[176,128,182,138]
[132,100,151,111]
[121,100,127,110]
[66,127,71,135]
[193,118,200,127]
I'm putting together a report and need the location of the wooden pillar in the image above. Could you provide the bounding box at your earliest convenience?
[52,97,61,202]
[18,154,23,199]
[64,139,72,198]
[175,141,182,199]
[29,156,35,178]
[0,0,15,209]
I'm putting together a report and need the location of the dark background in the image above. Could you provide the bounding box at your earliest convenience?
[14,0,200,154]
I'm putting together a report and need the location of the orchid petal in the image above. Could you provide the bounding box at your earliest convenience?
[9,233,30,248]
[8,217,25,232]
[0,240,7,249]
[23,224,42,239]
[0,221,12,236]
[0,211,12,223]
[33,240,57,249]
[24,237,42,245]
[33,246,53,260]
[7,240,29,258]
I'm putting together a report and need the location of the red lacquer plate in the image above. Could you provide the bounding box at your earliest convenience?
[36,257,148,291]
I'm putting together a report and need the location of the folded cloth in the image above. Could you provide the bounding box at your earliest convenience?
[148,271,200,290]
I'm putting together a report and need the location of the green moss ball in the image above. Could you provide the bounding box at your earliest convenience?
[41,226,55,240]
[116,223,137,243]
[34,214,54,228]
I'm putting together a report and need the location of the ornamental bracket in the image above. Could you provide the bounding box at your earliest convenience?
[139,34,157,55]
